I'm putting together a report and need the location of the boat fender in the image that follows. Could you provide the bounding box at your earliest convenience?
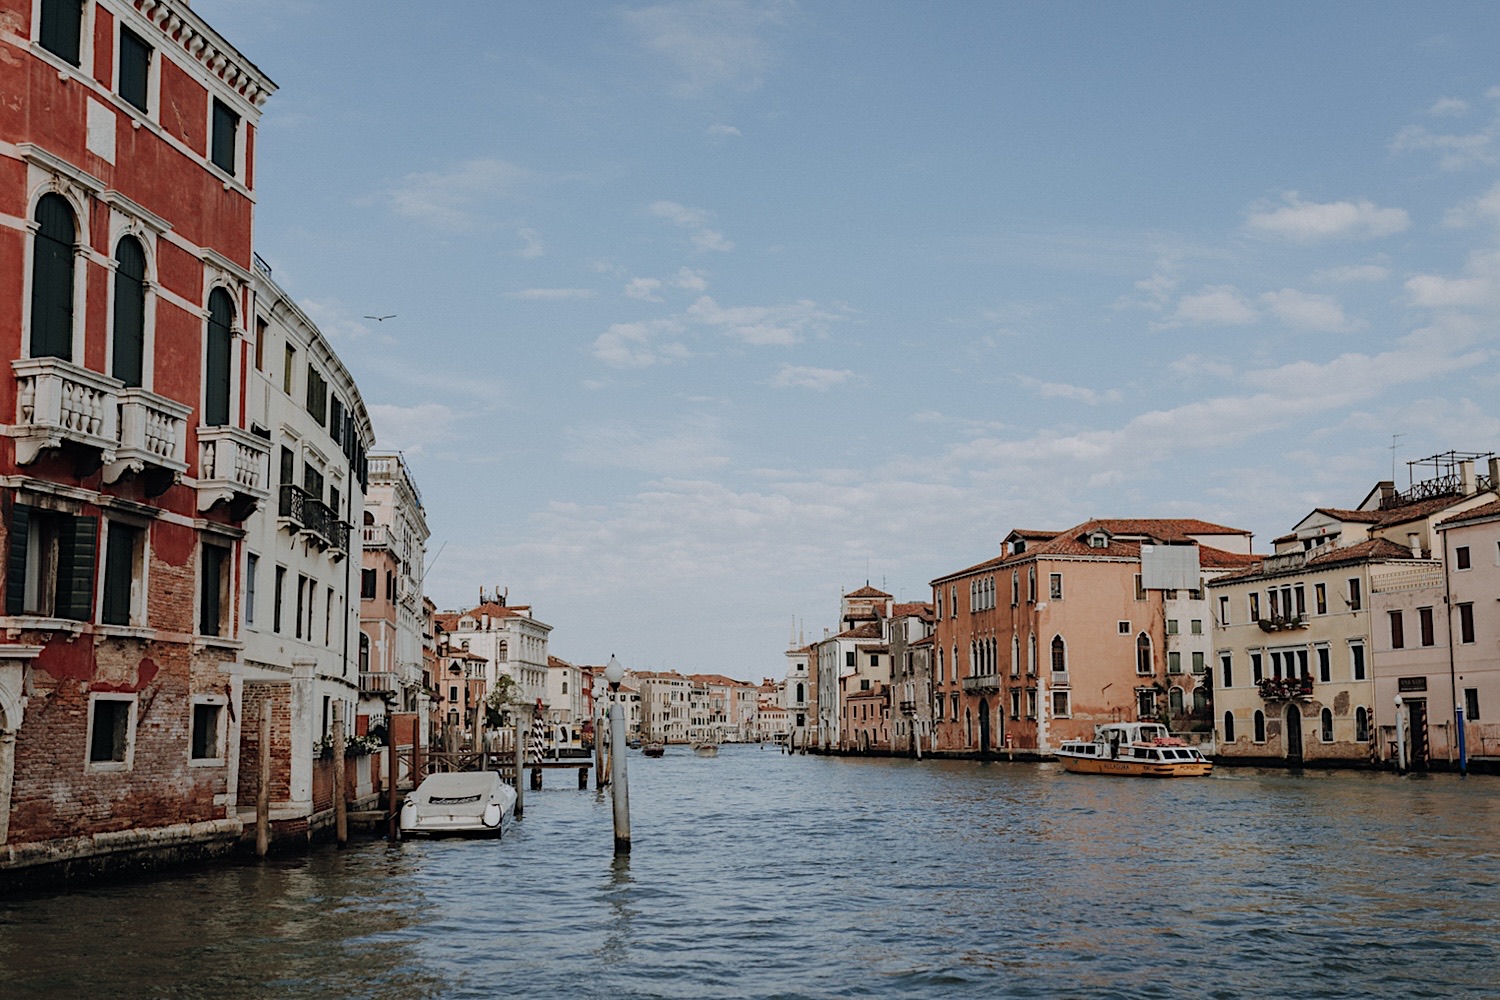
[399,797,416,831]
[483,802,503,828]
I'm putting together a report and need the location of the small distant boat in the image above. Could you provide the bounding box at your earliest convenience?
[641,742,665,757]
[692,734,720,757]
[1056,722,1212,777]
[400,771,516,836]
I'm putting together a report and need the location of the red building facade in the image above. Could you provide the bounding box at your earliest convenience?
[0,0,274,881]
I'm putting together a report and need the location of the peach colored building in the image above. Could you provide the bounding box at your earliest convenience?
[842,680,891,752]
[931,520,1255,756]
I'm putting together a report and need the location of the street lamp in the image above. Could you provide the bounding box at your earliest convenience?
[604,654,630,854]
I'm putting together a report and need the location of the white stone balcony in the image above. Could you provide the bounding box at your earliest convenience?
[961,673,1001,694]
[197,425,271,513]
[105,387,192,485]
[12,357,120,466]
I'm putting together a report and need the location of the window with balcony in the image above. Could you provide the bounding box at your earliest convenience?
[111,237,147,386]
[30,193,76,360]
[5,504,96,620]
[1050,635,1065,673]
[204,288,234,426]
[118,26,152,113]
[39,0,83,66]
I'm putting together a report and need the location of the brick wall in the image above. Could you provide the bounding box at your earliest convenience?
[238,683,292,804]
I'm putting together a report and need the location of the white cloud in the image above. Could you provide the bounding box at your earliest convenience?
[1430,97,1470,117]
[620,0,789,97]
[626,277,664,301]
[685,295,841,345]
[773,364,856,390]
[651,200,734,252]
[1312,262,1391,283]
[706,123,742,138]
[1390,115,1500,170]
[385,159,532,229]
[295,297,372,340]
[1406,250,1500,311]
[1443,181,1500,228]
[1244,192,1410,242]
[506,287,596,300]
[673,267,709,291]
[369,402,459,455]
[1017,376,1123,405]
[591,319,689,368]
[517,227,544,258]
[1156,285,1259,328]
[564,414,729,475]
[1260,289,1362,332]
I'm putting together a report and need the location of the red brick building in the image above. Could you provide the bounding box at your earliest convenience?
[0,0,274,883]
[930,520,1255,756]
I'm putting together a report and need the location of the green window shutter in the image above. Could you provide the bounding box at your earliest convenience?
[39,0,82,66]
[30,194,76,360]
[56,514,97,622]
[6,504,32,616]
[211,100,238,174]
[101,524,137,626]
[118,28,150,112]
[204,288,233,426]
[112,238,147,386]
[199,544,225,636]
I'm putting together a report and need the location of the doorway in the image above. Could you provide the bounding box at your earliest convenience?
[1408,699,1429,769]
[978,698,992,755]
[1285,705,1303,762]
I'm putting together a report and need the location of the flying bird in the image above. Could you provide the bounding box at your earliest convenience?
[364,314,396,322]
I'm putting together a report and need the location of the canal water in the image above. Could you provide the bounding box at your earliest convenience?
[2,748,1497,999]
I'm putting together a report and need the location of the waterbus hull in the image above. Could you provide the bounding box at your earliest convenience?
[1058,754,1212,777]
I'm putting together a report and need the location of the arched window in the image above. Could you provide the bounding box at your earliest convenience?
[498,640,508,662]
[31,193,77,360]
[1136,633,1152,674]
[1027,633,1037,674]
[1011,635,1020,676]
[358,631,370,672]
[1193,686,1208,714]
[1169,686,1184,714]
[1355,706,1369,742]
[1320,707,1334,742]
[204,287,234,426]
[1051,635,1065,673]
[1223,711,1236,742]
[1253,709,1266,743]
[795,682,804,704]
[112,236,147,386]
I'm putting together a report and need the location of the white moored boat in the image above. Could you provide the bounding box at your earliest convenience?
[1056,722,1213,777]
[400,770,516,837]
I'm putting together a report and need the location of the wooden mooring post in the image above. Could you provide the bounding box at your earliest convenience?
[255,697,271,857]
[333,701,348,847]
[386,717,399,843]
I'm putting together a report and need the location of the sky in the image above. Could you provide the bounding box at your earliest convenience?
[195,1,1500,680]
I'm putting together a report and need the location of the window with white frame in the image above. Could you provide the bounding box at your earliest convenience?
[190,698,226,762]
[88,694,136,770]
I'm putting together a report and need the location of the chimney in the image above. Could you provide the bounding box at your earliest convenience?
[1377,481,1396,506]
[481,614,490,630]
[1490,457,1500,494]
[1408,532,1422,559]
[1461,460,1477,496]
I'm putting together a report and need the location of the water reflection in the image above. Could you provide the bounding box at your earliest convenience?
[2,751,1498,998]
